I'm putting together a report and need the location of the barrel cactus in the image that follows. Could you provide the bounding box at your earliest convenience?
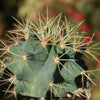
[0,13,99,100]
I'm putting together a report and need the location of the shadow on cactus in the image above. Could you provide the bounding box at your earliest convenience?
[0,13,100,100]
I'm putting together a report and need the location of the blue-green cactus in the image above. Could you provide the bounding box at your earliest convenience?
[1,14,99,100]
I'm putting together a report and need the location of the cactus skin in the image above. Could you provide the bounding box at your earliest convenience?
[6,41,84,98]
[1,14,95,99]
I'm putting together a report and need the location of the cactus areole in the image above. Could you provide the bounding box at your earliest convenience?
[3,14,93,99]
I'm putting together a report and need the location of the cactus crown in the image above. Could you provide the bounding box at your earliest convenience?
[0,13,100,100]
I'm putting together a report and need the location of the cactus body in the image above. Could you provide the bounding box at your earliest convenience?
[1,14,98,100]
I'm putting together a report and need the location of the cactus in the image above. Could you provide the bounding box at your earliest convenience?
[0,13,100,100]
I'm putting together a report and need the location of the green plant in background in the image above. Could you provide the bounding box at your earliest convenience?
[0,13,100,100]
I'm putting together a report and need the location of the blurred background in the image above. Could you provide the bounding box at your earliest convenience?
[0,0,100,100]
